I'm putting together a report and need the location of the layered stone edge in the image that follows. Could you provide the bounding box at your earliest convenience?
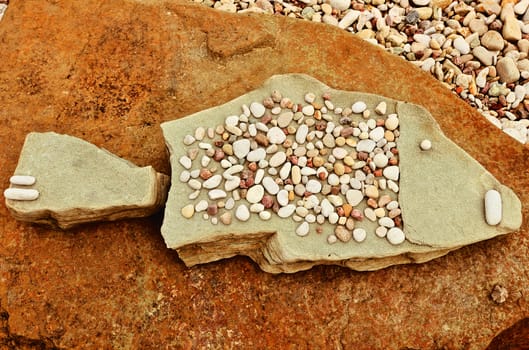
[5,132,170,229]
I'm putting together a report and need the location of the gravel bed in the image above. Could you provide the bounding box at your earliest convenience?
[191,0,529,144]
[2,0,528,144]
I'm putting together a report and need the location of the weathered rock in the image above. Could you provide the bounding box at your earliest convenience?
[1,1,528,349]
[5,132,169,229]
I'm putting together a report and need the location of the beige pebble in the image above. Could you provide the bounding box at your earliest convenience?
[181,204,195,219]
[220,212,232,225]
[335,226,352,243]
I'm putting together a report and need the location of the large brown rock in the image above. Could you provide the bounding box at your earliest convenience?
[0,0,528,348]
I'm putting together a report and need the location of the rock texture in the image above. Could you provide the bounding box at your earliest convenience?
[5,132,169,229]
[1,0,528,348]
[161,74,522,273]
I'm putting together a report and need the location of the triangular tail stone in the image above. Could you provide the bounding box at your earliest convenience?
[161,74,522,273]
[5,132,169,229]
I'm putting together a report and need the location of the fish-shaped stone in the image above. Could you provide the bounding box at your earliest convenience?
[160,74,522,273]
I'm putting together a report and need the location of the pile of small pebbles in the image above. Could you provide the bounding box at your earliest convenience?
[195,0,529,145]
[179,90,406,246]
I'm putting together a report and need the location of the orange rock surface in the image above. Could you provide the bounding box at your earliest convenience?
[1,0,528,348]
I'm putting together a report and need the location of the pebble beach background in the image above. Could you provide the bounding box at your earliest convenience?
[2,0,529,144]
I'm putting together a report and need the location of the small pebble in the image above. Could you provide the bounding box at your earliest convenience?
[296,221,310,236]
[420,139,432,151]
[485,189,502,225]
[386,227,406,245]
[351,101,367,114]
[335,225,352,242]
[250,102,266,118]
[181,204,195,218]
[352,228,367,242]
[220,212,232,225]
[9,175,36,186]
[4,187,40,201]
[235,204,250,221]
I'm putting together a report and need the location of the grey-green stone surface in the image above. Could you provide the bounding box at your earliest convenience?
[161,74,522,273]
[5,132,169,228]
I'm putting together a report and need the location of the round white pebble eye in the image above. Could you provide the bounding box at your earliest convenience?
[484,189,502,226]
[420,139,432,151]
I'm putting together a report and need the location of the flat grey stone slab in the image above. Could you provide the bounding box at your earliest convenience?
[5,132,169,229]
[161,74,522,273]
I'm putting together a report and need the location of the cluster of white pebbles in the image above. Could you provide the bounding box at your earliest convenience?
[178,91,418,245]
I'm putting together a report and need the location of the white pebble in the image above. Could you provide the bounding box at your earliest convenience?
[262,176,280,195]
[235,204,250,221]
[383,166,400,181]
[269,152,287,167]
[485,189,502,225]
[224,177,240,192]
[305,179,322,193]
[250,203,265,213]
[296,124,309,144]
[208,189,227,200]
[233,139,251,159]
[277,189,289,206]
[356,139,376,153]
[387,227,406,245]
[332,147,348,159]
[353,228,367,242]
[378,217,395,228]
[364,208,377,222]
[195,200,208,212]
[352,101,367,114]
[346,189,364,206]
[4,188,39,201]
[267,127,286,144]
[203,174,222,189]
[225,198,235,210]
[246,185,265,203]
[250,102,266,118]
[278,204,296,218]
[302,105,315,116]
[188,190,200,200]
[179,156,192,169]
[320,198,334,217]
[183,134,196,145]
[373,153,388,168]
[328,212,339,224]
[375,226,388,238]
[369,127,385,142]
[386,201,399,210]
[327,234,338,244]
[387,180,399,193]
[10,175,36,186]
[375,101,387,115]
[247,148,266,162]
[453,36,470,55]
[259,211,271,220]
[225,115,239,127]
[296,221,310,237]
[179,171,191,183]
[420,139,432,151]
[279,162,292,180]
[188,179,201,190]
[385,115,399,130]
